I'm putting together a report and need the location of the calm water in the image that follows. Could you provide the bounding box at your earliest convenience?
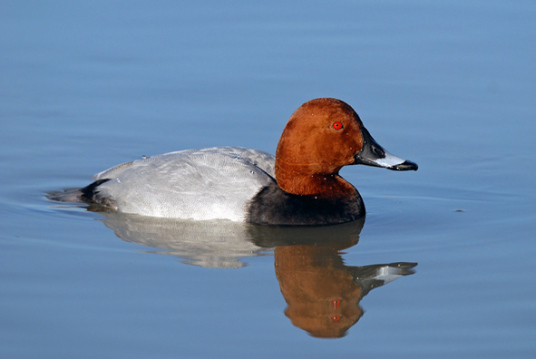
[2,1,535,358]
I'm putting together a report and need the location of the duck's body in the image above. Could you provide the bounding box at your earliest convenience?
[82,147,276,221]
[51,98,417,225]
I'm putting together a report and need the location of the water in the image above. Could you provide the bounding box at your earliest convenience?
[2,1,535,358]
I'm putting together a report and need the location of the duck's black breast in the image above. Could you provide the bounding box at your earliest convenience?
[246,182,365,226]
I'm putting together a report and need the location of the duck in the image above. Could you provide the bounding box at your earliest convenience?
[50,98,417,225]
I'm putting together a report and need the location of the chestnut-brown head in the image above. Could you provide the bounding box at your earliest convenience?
[276,98,363,172]
[275,98,417,197]
[275,98,364,197]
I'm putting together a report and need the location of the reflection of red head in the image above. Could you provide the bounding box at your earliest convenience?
[274,245,364,338]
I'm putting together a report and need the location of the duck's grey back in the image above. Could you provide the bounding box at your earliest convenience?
[94,147,276,221]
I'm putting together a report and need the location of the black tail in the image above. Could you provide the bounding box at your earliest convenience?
[79,179,110,202]
[47,179,111,205]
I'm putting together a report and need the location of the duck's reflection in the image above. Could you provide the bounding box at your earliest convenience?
[274,246,415,337]
[98,212,270,268]
[249,219,416,338]
[98,212,416,337]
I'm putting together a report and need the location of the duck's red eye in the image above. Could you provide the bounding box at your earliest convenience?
[332,121,343,130]
[331,315,341,322]
[332,299,341,309]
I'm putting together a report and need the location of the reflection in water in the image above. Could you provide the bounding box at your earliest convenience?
[98,212,270,268]
[97,212,416,337]
[274,245,416,338]
[249,219,416,338]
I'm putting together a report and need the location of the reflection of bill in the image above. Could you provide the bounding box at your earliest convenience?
[275,245,416,338]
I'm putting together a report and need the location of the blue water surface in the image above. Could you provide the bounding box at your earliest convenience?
[1,1,535,358]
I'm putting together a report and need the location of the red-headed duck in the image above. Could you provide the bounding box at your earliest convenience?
[50,98,417,225]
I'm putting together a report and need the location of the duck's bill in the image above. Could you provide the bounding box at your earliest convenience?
[353,127,418,171]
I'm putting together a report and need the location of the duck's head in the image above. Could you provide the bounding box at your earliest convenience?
[275,98,417,196]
